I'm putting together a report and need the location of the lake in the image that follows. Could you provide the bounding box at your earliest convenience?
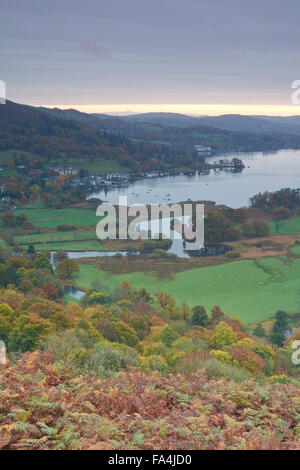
[88,149,300,208]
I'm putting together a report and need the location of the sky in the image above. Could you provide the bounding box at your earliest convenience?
[2,0,300,115]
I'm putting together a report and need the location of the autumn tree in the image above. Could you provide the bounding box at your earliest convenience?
[204,210,241,243]
[242,220,270,238]
[34,252,52,272]
[56,259,79,280]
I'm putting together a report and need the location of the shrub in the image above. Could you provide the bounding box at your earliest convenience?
[210,321,238,349]
[171,337,194,352]
[113,321,139,347]
[141,355,169,373]
[160,326,180,347]
[87,291,110,305]
[268,375,300,386]
[210,349,236,365]
[165,350,185,367]
[227,347,264,374]
[56,225,77,231]
[203,358,252,382]
[242,220,270,237]
[143,341,165,357]
[225,250,240,258]
[85,342,140,375]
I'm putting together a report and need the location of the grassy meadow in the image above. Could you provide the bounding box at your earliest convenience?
[15,206,99,229]
[74,257,300,324]
[269,216,300,234]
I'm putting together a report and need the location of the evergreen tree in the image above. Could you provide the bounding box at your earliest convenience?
[191,305,209,327]
[270,311,289,347]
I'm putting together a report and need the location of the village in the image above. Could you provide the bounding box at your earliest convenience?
[0,156,246,210]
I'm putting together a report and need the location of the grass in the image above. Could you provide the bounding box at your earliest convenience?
[34,240,103,251]
[269,216,300,234]
[15,229,99,245]
[0,239,7,249]
[64,295,80,304]
[291,245,300,255]
[74,257,300,324]
[15,206,101,229]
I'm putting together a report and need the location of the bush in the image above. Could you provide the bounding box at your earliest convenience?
[201,358,252,382]
[242,220,270,237]
[56,225,77,231]
[171,337,194,352]
[160,326,180,347]
[143,341,165,356]
[210,349,236,365]
[87,291,110,305]
[141,354,169,373]
[227,347,264,374]
[85,342,140,375]
[268,375,300,386]
[210,321,238,348]
[225,250,240,258]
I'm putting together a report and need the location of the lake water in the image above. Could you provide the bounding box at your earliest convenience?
[88,149,300,208]
[64,285,85,300]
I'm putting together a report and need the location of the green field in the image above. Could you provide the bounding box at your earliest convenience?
[64,295,80,304]
[0,239,7,249]
[15,206,100,229]
[15,229,98,245]
[269,216,300,234]
[291,245,300,255]
[33,240,102,251]
[74,257,300,324]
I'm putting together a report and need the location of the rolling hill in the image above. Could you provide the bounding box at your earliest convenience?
[2,101,300,172]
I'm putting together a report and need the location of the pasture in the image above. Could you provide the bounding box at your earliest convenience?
[269,216,300,234]
[15,206,101,229]
[74,257,300,324]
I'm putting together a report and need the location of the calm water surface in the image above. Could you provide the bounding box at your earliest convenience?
[88,149,300,208]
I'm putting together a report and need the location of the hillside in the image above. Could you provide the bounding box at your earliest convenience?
[1,350,300,450]
[34,105,300,153]
[0,101,185,171]
[112,112,201,128]
[2,101,300,175]
[113,112,300,136]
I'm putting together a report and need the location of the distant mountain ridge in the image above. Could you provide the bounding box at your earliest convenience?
[2,101,300,172]
[104,112,300,136]
[31,106,300,136]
